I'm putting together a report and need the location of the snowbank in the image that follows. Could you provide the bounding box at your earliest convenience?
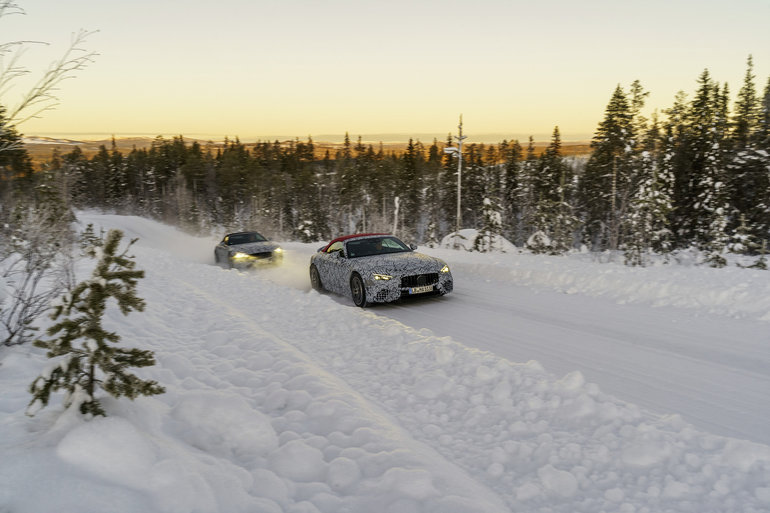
[436,229,770,322]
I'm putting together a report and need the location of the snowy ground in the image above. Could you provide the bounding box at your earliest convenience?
[1,213,769,513]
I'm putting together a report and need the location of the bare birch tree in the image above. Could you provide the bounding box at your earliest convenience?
[0,0,97,153]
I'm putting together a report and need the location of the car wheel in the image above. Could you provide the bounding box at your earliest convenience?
[350,273,367,307]
[310,265,323,291]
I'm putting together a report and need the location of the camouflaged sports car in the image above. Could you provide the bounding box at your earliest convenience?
[309,233,453,307]
[214,231,283,268]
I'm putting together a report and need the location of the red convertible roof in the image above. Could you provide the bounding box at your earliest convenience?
[321,233,389,252]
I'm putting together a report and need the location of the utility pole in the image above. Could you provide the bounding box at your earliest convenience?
[444,115,467,244]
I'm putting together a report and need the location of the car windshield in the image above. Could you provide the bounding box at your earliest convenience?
[227,232,266,245]
[346,236,411,258]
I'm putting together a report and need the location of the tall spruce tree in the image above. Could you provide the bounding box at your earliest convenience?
[422,139,444,246]
[471,144,505,251]
[529,127,575,253]
[397,138,423,239]
[688,74,731,266]
[727,56,769,243]
[733,56,760,148]
[515,137,539,246]
[578,85,636,251]
[28,228,164,417]
[758,78,770,243]
[624,117,673,265]
[660,71,731,251]
[649,115,675,254]
[500,139,522,242]
[760,77,770,149]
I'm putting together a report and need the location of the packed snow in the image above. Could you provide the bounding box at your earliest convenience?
[1,213,769,513]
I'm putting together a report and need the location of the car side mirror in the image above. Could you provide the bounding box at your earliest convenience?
[337,249,347,258]
[409,243,417,250]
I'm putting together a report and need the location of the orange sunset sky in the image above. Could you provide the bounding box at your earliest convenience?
[4,0,770,143]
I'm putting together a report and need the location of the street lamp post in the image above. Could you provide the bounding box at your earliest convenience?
[444,115,467,245]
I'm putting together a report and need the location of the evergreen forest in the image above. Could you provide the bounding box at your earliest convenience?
[2,57,770,268]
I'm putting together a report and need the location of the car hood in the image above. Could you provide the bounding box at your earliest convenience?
[229,241,280,254]
[354,251,446,275]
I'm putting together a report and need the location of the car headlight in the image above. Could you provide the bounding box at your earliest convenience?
[440,264,450,273]
[231,252,251,260]
[373,273,392,281]
[273,247,283,254]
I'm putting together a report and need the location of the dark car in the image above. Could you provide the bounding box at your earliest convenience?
[214,231,283,268]
[309,233,453,307]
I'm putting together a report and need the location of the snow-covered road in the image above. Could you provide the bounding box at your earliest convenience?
[264,240,770,446]
[375,268,770,445]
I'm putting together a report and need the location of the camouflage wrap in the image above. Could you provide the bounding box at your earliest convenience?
[215,232,283,268]
[310,234,453,305]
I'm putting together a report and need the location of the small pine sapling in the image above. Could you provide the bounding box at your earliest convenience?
[28,229,164,417]
[473,198,504,253]
[748,240,768,270]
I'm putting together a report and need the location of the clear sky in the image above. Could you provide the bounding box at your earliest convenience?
[3,0,770,142]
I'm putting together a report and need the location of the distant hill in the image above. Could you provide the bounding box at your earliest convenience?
[22,135,592,167]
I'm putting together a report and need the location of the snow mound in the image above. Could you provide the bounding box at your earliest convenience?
[440,228,517,252]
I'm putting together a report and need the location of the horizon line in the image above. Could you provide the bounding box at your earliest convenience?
[23,131,595,144]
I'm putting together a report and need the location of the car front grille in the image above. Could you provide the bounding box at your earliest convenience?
[401,273,439,288]
[250,251,274,259]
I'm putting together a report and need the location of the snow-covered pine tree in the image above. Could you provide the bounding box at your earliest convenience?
[728,214,761,255]
[526,229,553,254]
[527,127,575,254]
[473,197,503,252]
[500,139,522,243]
[760,77,770,149]
[727,56,768,242]
[624,152,669,265]
[459,143,485,230]
[425,220,440,248]
[578,85,636,251]
[732,56,760,149]
[515,137,539,246]
[749,240,768,270]
[471,145,505,252]
[101,139,129,211]
[691,77,731,267]
[624,115,673,266]
[294,201,331,243]
[551,130,578,254]
[758,78,770,239]
[393,139,424,240]
[652,120,677,256]
[28,228,164,417]
[421,140,444,244]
